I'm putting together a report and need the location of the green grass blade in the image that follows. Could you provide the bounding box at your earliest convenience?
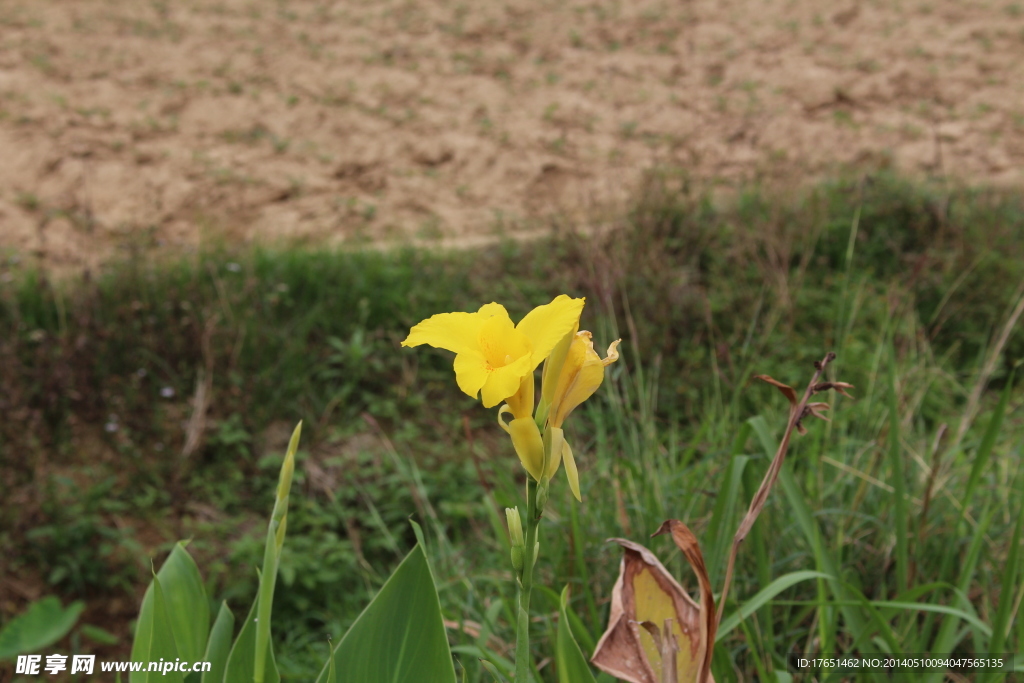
[707,425,750,585]
[254,421,301,683]
[717,571,832,641]
[479,659,510,683]
[962,371,1014,513]
[985,468,1024,682]
[748,415,868,641]
[316,544,457,683]
[887,346,909,597]
[557,586,597,683]
[926,501,996,681]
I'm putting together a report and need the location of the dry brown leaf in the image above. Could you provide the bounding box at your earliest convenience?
[591,538,715,683]
[653,520,716,683]
[753,374,798,407]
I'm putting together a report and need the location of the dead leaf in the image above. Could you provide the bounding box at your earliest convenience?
[753,374,797,407]
[812,381,855,398]
[592,538,715,683]
[653,521,716,683]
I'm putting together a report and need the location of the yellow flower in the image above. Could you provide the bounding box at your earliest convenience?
[402,295,585,408]
[546,331,621,429]
[537,329,621,501]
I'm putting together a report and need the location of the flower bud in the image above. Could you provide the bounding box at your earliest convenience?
[511,546,524,573]
[505,507,525,548]
[536,480,550,511]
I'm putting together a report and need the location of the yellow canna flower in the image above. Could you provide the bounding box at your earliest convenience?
[547,331,621,429]
[402,295,585,408]
[538,330,620,501]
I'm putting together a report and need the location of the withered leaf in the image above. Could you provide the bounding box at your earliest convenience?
[753,374,797,407]
[592,538,715,683]
[812,381,855,398]
[653,521,716,683]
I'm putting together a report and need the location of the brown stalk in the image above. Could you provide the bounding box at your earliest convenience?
[714,352,839,628]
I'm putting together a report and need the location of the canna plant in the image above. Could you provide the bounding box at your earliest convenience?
[130,296,857,683]
[403,295,621,681]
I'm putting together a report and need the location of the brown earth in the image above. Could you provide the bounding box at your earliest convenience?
[1,0,1023,273]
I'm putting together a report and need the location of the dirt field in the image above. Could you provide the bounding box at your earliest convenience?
[1,0,1023,272]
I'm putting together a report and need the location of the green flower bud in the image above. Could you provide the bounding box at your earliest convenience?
[511,546,524,573]
[505,507,525,548]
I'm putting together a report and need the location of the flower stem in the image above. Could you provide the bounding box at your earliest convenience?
[515,478,541,682]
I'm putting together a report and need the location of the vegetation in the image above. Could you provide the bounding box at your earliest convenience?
[1,171,1023,681]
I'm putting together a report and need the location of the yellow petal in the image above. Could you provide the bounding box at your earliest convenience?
[541,320,579,406]
[480,353,533,408]
[561,437,581,502]
[452,350,490,399]
[516,295,585,371]
[551,334,621,428]
[504,371,535,421]
[480,314,529,367]
[402,311,488,354]
[507,417,544,479]
[477,301,510,319]
[497,404,514,434]
[543,426,565,482]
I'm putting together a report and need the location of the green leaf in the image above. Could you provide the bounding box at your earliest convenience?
[326,641,338,683]
[135,575,185,683]
[222,587,280,683]
[80,624,120,646]
[707,424,751,586]
[130,541,210,681]
[0,596,84,659]
[315,544,456,683]
[255,421,301,683]
[748,415,869,642]
[887,346,909,597]
[985,467,1024,682]
[201,602,235,683]
[717,571,832,641]
[480,659,510,683]
[557,587,597,683]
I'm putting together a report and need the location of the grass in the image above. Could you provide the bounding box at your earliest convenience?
[1,171,1023,681]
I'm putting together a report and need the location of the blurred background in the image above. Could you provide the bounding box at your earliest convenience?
[1,0,1023,681]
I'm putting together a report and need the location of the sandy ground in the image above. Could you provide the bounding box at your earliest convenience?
[1,0,1023,272]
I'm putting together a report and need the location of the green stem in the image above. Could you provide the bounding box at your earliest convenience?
[515,479,541,682]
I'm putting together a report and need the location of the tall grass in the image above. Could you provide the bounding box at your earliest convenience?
[1,171,1023,680]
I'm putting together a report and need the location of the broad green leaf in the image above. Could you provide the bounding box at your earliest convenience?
[717,571,831,641]
[140,575,185,683]
[0,596,84,659]
[222,588,280,683]
[130,541,210,682]
[201,602,235,683]
[557,587,597,683]
[315,544,456,683]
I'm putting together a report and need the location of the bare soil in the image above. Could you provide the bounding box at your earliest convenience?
[1,0,1023,272]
